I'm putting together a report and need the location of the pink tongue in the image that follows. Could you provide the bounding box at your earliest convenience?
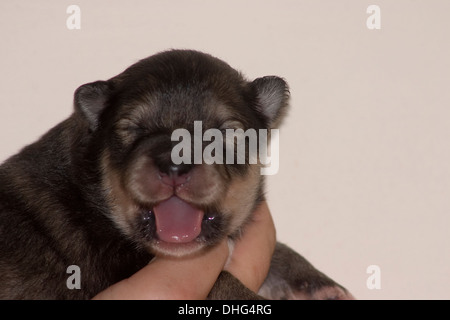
[153,197,204,243]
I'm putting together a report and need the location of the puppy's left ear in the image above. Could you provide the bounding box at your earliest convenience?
[251,76,290,128]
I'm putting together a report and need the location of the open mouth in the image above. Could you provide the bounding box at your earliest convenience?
[139,196,223,249]
[153,196,204,243]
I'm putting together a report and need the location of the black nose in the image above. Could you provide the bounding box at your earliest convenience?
[157,162,193,176]
[158,164,193,187]
[151,138,194,176]
[169,164,192,176]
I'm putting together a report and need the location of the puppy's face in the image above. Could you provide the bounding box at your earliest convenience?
[75,50,289,257]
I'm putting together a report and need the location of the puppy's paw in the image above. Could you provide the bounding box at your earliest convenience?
[261,243,355,300]
[292,285,355,300]
[260,279,355,300]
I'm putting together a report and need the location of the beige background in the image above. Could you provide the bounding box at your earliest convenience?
[1,1,449,299]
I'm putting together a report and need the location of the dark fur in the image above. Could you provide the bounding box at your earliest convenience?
[0,50,352,299]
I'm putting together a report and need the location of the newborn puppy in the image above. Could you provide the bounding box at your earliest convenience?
[0,50,352,299]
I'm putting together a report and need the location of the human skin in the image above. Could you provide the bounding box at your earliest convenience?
[93,201,276,300]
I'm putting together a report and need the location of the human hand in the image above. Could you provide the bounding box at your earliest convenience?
[93,201,276,299]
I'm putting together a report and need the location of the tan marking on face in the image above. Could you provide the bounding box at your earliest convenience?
[219,120,245,130]
[220,164,262,234]
[114,96,160,144]
[115,117,140,146]
[100,150,139,237]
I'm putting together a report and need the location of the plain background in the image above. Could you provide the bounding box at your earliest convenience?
[1,1,449,299]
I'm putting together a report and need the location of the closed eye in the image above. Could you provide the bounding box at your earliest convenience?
[219,120,245,131]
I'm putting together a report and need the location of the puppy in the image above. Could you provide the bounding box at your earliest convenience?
[0,50,352,299]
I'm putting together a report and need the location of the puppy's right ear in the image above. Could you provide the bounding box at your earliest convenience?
[74,80,112,131]
[250,76,290,128]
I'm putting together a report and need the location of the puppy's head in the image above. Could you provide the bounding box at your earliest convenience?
[74,50,289,256]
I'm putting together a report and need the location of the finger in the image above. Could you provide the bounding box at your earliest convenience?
[93,239,229,300]
[224,201,276,293]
